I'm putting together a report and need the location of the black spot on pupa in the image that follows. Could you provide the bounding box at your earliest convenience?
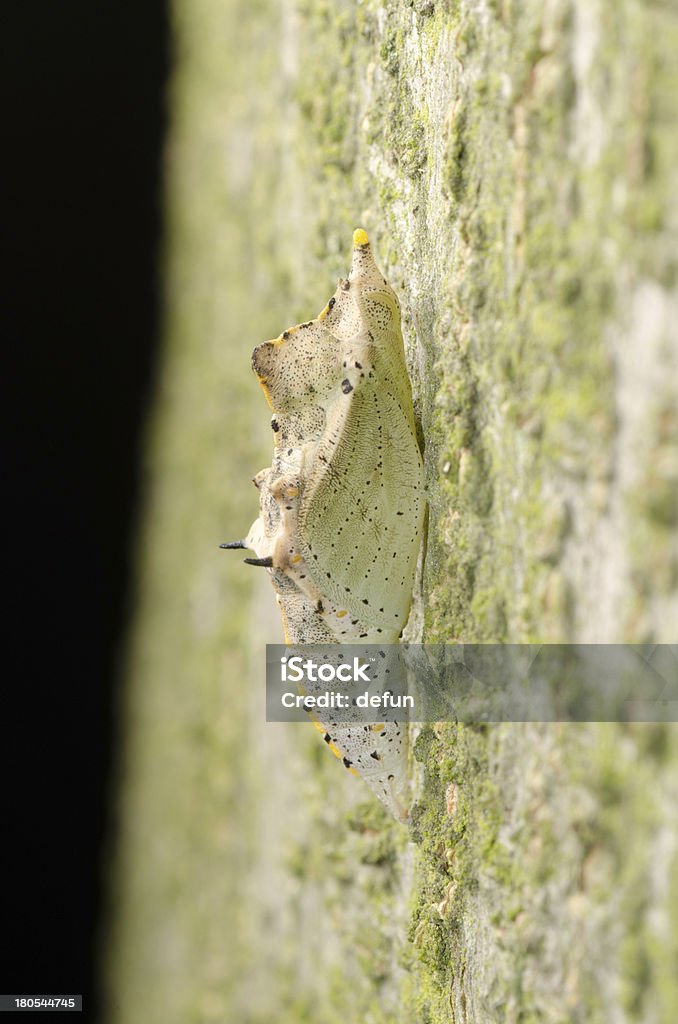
[282,330,290,340]
[362,599,369,605]
[316,600,324,613]
[328,297,336,310]
[341,379,353,394]
[271,418,280,432]
[342,757,353,768]
[323,733,331,744]
[370,751,381,760]
[355,361,362,369]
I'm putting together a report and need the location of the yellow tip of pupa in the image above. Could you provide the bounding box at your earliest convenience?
[353,227,369,247]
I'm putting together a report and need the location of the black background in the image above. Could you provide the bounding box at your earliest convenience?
[2,3,169,1018]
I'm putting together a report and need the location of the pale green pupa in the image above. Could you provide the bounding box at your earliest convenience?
[223,229,425,821]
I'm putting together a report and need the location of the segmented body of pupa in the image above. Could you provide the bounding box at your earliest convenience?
[223,229,425,821]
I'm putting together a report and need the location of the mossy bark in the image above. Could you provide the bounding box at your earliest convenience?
[105,1,678,1022]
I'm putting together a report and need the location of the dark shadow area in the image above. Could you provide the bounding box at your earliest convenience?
[1,3,169,1018]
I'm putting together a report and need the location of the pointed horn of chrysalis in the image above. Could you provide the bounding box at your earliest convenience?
[243,556,273,567]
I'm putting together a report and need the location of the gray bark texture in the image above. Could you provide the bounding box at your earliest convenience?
[105,1,678,1022]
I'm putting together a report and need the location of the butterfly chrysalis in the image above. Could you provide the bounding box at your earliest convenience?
[223,229,425,820]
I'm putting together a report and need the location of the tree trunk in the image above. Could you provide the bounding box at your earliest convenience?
[106,1,678,1022]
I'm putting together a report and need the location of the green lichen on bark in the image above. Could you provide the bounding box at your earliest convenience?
[279,0,677,647]
[106,0,678,1021]
[407,721,678,1022]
